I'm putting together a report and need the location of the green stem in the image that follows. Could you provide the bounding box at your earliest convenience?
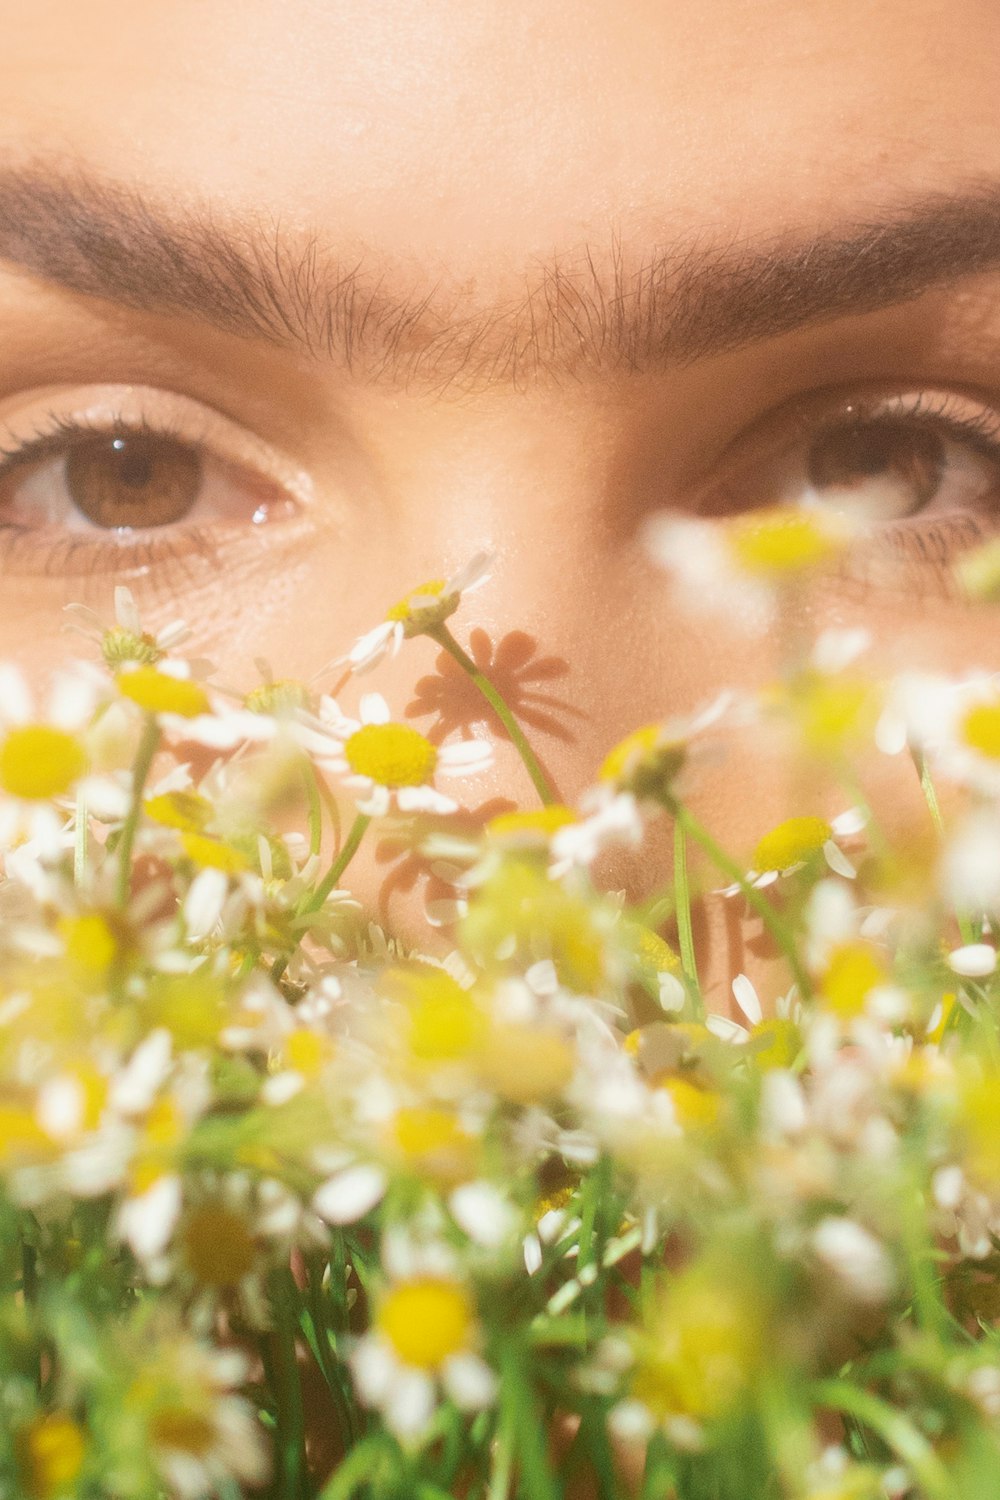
[269,1269,308,1500]
[429,623,555,806]
[672,802,813,1000]
[912,749,977,946]
[115,716,160,908]
[673,819,701,1007]
[302,758,325,858]
[271,813,371,983]
[812,1380,957,1500]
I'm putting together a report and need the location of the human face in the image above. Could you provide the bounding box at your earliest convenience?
[1,0,999,1014]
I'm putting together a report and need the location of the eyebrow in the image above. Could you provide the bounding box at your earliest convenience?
[1,166,1000,393]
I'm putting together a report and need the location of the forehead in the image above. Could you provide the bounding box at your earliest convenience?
[0,0,998,292]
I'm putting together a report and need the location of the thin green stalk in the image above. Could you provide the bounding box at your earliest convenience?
[497,1344,560,1500]
[812,1380,957,1500]
[428,622,555,805]
[272,813,371,982]
[302,757,325,857]
[319,1435,392,1500]
[672,802,813,999]
[912,749,977,946]
[115,716,160,908]
[269,1269,308,1500]
[673,819,702,1010]
[486,1425,514,1500]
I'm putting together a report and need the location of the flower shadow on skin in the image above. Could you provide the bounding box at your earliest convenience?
[405,628,586,751]
[373,796,516,925]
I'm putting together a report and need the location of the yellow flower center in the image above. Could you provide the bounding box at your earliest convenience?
[179,832,250,874]
[17,1414,86,1499]
[149,1408,216,1457]
[0,724,88,800]
[116,666,209,718]
[345,723,438,787]
[101,624,163,668]
[144,790,213,832]
[377,1278,473,1368]
[661,1077,720,1130]
[181,1204,257,1286]
[599,724,685,798]
[59,913,119,975]
[820,942,887,1019]
[284,1029,335,1078]
[728,507,844,577]
[748,1018,801,1070]
[486,805,578,840]
[244,679,312,716]
[479,1022,576,1104]
[962,701,1000,760]
[386,578,447,622]
[388,969,488,1063]
[753,815,832,872]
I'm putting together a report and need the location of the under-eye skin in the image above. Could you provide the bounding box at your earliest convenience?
[696,384,1000,592]
[0,385,312,578]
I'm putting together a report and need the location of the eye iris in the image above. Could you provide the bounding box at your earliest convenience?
[65,435,202,528]
[806,419,944,518]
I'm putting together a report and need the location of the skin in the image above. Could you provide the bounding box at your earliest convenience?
[0,1,999,1010]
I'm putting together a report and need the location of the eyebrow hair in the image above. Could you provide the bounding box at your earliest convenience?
[1,166,1000,394]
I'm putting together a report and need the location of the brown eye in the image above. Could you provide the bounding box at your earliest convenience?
[806,419,944,520]
[65,435,203,528]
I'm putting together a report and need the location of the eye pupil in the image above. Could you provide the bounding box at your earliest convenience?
[807,419,944,516]
[65,435,202,528]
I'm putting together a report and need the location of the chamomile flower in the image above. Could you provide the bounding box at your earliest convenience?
[350,1269,496,1440]
[64,584,193,669]
[336,552,494,674]
[0,663,103,855]
[317,692,492,815]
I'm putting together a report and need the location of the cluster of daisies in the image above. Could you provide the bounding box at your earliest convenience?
[5,517,1000,1500]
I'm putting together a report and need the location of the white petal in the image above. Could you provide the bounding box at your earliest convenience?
[447,551,494,595]
[114,586,143,635]
[360,693,391,725]
[811,626,871,674]
[109,1029,173,1115]
[731,973,763,1026]
[823,840,857,880]
[118,1174,182,1260]
[184,867,229,941]
[657,972,686,1013]
[385,1368,436,1439]
[875,707,908,756]
[0,664,31,725]
[449,1181,517,1248]
[441,1352,497,1411]
[425,897,467,927]
[350,1336,398,1404]
[947,943,998,978]
[831,806,868,837]
[396,786,459,815]
[313,1164,387,1224]
[438,738,494,773]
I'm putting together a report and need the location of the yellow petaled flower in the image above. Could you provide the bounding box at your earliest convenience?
[16,1413,86,1499]
[727,506,845,578]
[753,816,832,873]
[960,701,1000,761]
[377,1278,473,1369]
[0,1104,54,1169]
[181,1204,257,1287]
[632,1262,764,1422]
[599,723,685,801]
[0,724,88,800]
[820,942,887,1019]
[144,790,214,832]
[345,722,438,787]
[179,832,250,874]
[116,666,209,719]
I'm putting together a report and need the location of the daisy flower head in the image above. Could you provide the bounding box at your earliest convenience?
[643,504,854,633]
[338,551,494,675]
[0,662,103,855]
[597,692,733,806]
[318,692,492,816]
[65,584,195,670]
[350,1267,496,1440]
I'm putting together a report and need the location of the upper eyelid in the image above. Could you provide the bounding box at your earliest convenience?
[0,384,317,509]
